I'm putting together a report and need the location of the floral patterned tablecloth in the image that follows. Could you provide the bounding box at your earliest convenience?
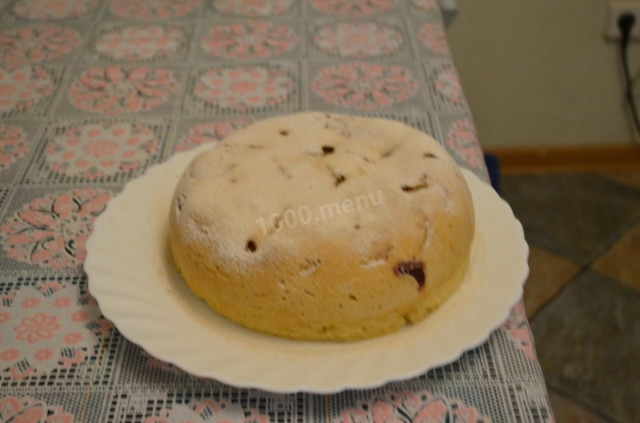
[0,1,554,422]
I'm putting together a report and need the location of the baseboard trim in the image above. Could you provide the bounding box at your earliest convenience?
[484,145,640,173]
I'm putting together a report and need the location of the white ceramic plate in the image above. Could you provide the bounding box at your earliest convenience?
[85,144,528,394]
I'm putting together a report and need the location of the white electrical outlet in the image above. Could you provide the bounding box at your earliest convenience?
[605,1,640,40]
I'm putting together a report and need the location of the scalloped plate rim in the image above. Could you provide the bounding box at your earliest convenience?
[85,143,528,393]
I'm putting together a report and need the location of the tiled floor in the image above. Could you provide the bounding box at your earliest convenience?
[500,170,640,423]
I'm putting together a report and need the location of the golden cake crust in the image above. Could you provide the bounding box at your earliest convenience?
[169,112,474,341]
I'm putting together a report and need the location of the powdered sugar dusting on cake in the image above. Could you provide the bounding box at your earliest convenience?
[171,112,471,271]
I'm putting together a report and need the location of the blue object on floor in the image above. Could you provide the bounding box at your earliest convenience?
[484,153,501,193]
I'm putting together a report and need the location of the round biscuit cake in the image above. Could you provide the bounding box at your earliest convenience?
[169,112,475,341]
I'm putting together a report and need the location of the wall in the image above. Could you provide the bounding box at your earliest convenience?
[446,0,639,148]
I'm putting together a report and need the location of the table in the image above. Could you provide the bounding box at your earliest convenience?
[0,1,554,421]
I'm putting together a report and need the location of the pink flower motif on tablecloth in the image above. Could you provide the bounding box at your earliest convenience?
[95,25,186,61]
[13,313,60,344]
[13,0,98,20]
[0,26,82,70]
[311,0,397,16]
[212,0,293,17]
[335,391,491,423]
[110,0,201,20]
[201,22,297,60]
[194,67,293,111]
[45,122,159,178]
[418,22,449,55]
[434,65,463,104]
[502,302,537,361]
[311,62,418,111]
[145,399,271,423]
[0,66,54,114]
[0,281,111,380]
[412,0,437,12]
[175,117,253,152]
[0,396,75,422]
[1,188,111,269]
[0,125,29,172]
[444,119,484,169]
[314,22,402,58]
[68,66,179,115]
